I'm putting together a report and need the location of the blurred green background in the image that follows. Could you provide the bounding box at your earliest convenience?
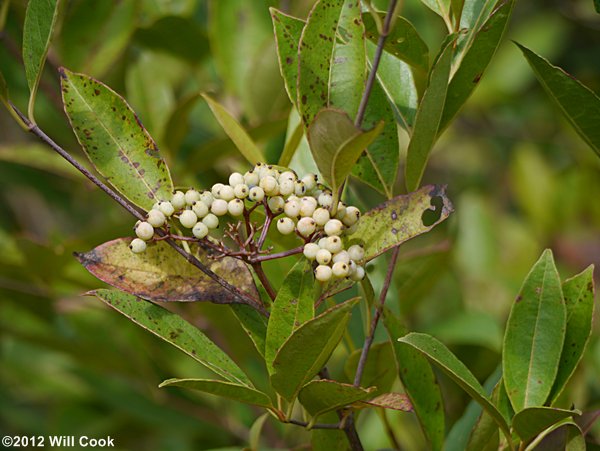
[1,0,599,449]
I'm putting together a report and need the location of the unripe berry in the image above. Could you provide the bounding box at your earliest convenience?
[277,217,295,235]
[200,190,214,206]
[249,186,265,202]
[346,223,358,234]
[229,172,244,187]
[303,242,320,260]
[301,173,318,192]
[211,183,225,198]
[318,192,333,208]
[324,236,343,253]
[350,265,365,281]
[233,183,249,199]
[334,202,347,220]
[260,175,279,196]
[130,238,147,253]
[218,185,235,201]
[278,179,295,196]
[268,196,285,214]
[147,209,166,227]
[135,221,155,240]
[312,207,330,226]
[347,244,365,262]
[284,198,301,218]
[296,217,316,237]
[192,200,209,218]
[299,198,316,217]
[315,265,333,282]
[244,170,259,187]
[158,201,175,217]
[316,248,332,265]
[184,189,201,206]
[324,219,344,236]
[294,180,306,196]
[211,199,229,216]
[332,261,350,278]
[202,213,219,229]
[343,206,361,226]
[228,199,245,216]
[192,222,209,239]
[179,210,198,228]
[333,250,350,264]
[171,191,186,210]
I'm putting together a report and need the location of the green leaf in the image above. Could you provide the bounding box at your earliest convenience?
[398,332,512,443]
[311,412,348,450]
[346,185,454,261]
[271,298,358,401]
[202,94,264,165]
[60,68,173,210]
[23,0,60,118]
[92,289,253,386]
[299,379,374,420]
[279,120,305,167]
[345,342,396,396]
[1,63,9,105]
[307,108,384,194]
[513,406,581,443]
[596,0,600,13]
[419,0,451,23]
[384,310,445,451]
[440,0,515,132]
[517,43,600,160]
[297,0,344,125]
[503,249,567,412]
[405,36,455,192]
[248,413,270,451]
[270,8,305,107]
[465,378,510,451]
[159,378,272,409]
[265,259,315,375]
[549,265,595,402]
[230,304,268,358]
[363,13,429,73]
[76,238,258,304]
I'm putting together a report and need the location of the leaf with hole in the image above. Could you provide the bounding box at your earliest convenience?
[503,249,566,412]
[76,238,258,304]
[92,289,252,386]
[60,68,173,210]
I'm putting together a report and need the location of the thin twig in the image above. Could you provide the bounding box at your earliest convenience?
[285,419,343,430]
[251,246,304,263]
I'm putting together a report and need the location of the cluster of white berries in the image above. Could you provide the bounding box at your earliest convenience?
[129,163,366,283]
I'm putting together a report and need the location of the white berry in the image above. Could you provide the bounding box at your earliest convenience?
[278,179,295,196]
[324,236,343,254]
[147,209,166,227]
[333,250,350,264]
[130,238,147,253]
[135,221,154,240]
[312,207,330,226]
[192,222,209,239]
[171,191,186,209]
[296,217,316,237]
[315,265,333,282]
[249,186,265,202]
[316,248,332,265]
[192,201,209,218]
[179,210,198,228]
[211,199,229,216]
[279,170,296,182]
[228,199,245,216]
[335,202,347,220]
[350,265,365,281]
[318,192,333,208]
[158,201,175,217]
[303,242,320,260]
[301,173,318,191]
[234,183,249,199]
[299,198,316,217]
[244,170,259,187]
[284,198,301,218]
[229,172,244,187]
[294,180,306,196]
[184,189,201,206]
[202,213,219,229]
[200,190,214,206]
[211,183,225,198]
[260,175,278,196]
[218,185,235,201]
[343,206,361,226]
[268,196,285,214]
[347,244,365,262]
[277,217,295,235]
[332,261,350,278]
[324,219,344,236]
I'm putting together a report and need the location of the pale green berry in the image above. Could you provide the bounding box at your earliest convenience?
[284,198,301,218]
[249,186,265,202]
[218,185,235,201]
[294,180,306,196]
[334,202,347,220]
[312,207,330,226]
[147,209,166,227]
[200,190,214,206]
[318,192,333,208]
[179,210,198,228]
[211,199,229,216]
[346,223,358,234]
[303,242,320,260]
[347,244,365,262]
[211,183,225,198]
[316,248,332,265]
[171,191,186,210]
[202,213,219,229]
[260,175,279,196]
[158,201,175,217]
[184,189,201,206]
[244,170,259,187]
[350,265,365,281]
[228,199,245,216]
[332,261,350,278]
[278,179,295,196]
[343,206,361,227]
[234,183,249,199]
[192,222,209,239]
[135,221,154,240]
[297,217,316,237]
[324,236,343,253]
[268,196,285,214]
[333,250,350,264]
[277,217,295,235]
[315,265,333,282]
[130,238,147,253]
[299,198,316,217]
[229,172,244,187]
[192,201,209,218]
[301,173,318,191]
[324,219,344,236]
[279,170,297,182]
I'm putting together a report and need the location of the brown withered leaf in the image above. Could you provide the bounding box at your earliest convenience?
[76,238,258,303]
[354,392,413,412]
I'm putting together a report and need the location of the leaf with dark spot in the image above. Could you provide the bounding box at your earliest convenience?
[76,238,258,304]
